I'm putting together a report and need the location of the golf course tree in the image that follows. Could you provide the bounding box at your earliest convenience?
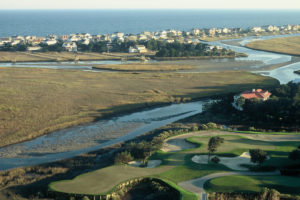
[125,141,157,165]
[207,136,224,162]
[288,148,300,160]
[114,151,133,165]
[249,149,267,165]
[211,156,220,163]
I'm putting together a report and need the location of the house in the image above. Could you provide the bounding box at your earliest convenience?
[192,28,201,36]
[233,89,272,110]
[43,39,57,45]
[251,27,264,33]
[222,28,231,34]
[62,42,77,52]
[205,45,222,51]
[60,35,69,41]
[128,45,147,53]
[81,39,90,45]
[0,37,12,44]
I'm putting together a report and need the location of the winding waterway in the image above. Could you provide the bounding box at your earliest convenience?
[0,35,300,171]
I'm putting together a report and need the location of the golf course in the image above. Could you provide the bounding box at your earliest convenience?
[49,130,300,200]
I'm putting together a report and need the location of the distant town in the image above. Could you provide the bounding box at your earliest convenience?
[0,24,300,54]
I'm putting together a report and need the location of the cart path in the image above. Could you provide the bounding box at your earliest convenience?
[178,171,280,200]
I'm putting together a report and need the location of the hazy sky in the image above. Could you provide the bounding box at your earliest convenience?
[1,0,300,9]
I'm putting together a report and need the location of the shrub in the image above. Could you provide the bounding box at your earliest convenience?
[249,149,267,164]
[289,149,300,160]
[114,151,133,165]
[191,125,198,132]
[200,124,208,130]
[249,126,256,131]
[211,156,220,163]
[206,122,218,129]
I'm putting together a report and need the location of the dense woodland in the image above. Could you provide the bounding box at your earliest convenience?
[205,82,300,131]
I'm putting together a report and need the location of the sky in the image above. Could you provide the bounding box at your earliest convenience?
[1,0,300,9]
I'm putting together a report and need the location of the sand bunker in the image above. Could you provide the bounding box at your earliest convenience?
[128,160,162,168]
[162,138,196,152]
[192,152,254,171]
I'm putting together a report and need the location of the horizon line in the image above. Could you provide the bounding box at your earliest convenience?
[1,8,300,10]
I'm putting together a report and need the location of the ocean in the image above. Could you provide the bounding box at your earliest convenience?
[0,9,300,37]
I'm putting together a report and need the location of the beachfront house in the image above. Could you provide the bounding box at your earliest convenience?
[62,42,77,52]
[232,89,272,111]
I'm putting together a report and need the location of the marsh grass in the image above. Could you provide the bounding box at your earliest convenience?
[0,68,277,147]
[246,36,300,56]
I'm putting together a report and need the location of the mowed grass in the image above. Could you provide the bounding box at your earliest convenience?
[0,68,277,147]
[246,36,300,56]
[204,175,300,195]
[49,165,172,194]
[155,135,299,183]
[93,64,195,71]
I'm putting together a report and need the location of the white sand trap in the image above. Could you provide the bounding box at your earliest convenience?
[192,152,255,171]
[128,160,162,168]
[162,138,196,152]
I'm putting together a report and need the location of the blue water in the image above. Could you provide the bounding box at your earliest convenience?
[1,9,300,37]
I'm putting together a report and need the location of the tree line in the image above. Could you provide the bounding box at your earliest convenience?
[206,82,300,131]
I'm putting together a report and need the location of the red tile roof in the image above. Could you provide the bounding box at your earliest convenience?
[241,89,271,100]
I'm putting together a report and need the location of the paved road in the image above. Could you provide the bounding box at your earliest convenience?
[178,171,280,200]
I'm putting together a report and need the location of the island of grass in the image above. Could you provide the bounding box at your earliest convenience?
[245,36,300,56]
[0,51,152,63]
[92,64,195,71]
[49,130,300,199]
[0,67,277,148]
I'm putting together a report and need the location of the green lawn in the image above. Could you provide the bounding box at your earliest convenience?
[204,175,300,195]
[49,165,172,195]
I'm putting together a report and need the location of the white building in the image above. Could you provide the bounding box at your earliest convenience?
[81,39,90,45]
[128,45,147,53]
[43,40,57,46]
[62,42,77,52]
[251,27,264,33]
[222,28,231,34]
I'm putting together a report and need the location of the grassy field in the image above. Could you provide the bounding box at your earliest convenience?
[92,64,195,71]
[204,175,300,195]
[246,36,300,56]
[0,51,146,63]
[0,68,277,147]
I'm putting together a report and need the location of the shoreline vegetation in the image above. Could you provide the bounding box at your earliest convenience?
[200,30,300,42]
[295,70,300,75]
[92,64,195,71]
[0,67,277,148]
[245,36,300,56]
[0,51,148,63]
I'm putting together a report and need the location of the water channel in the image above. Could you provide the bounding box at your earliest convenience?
[0,35,300,170]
